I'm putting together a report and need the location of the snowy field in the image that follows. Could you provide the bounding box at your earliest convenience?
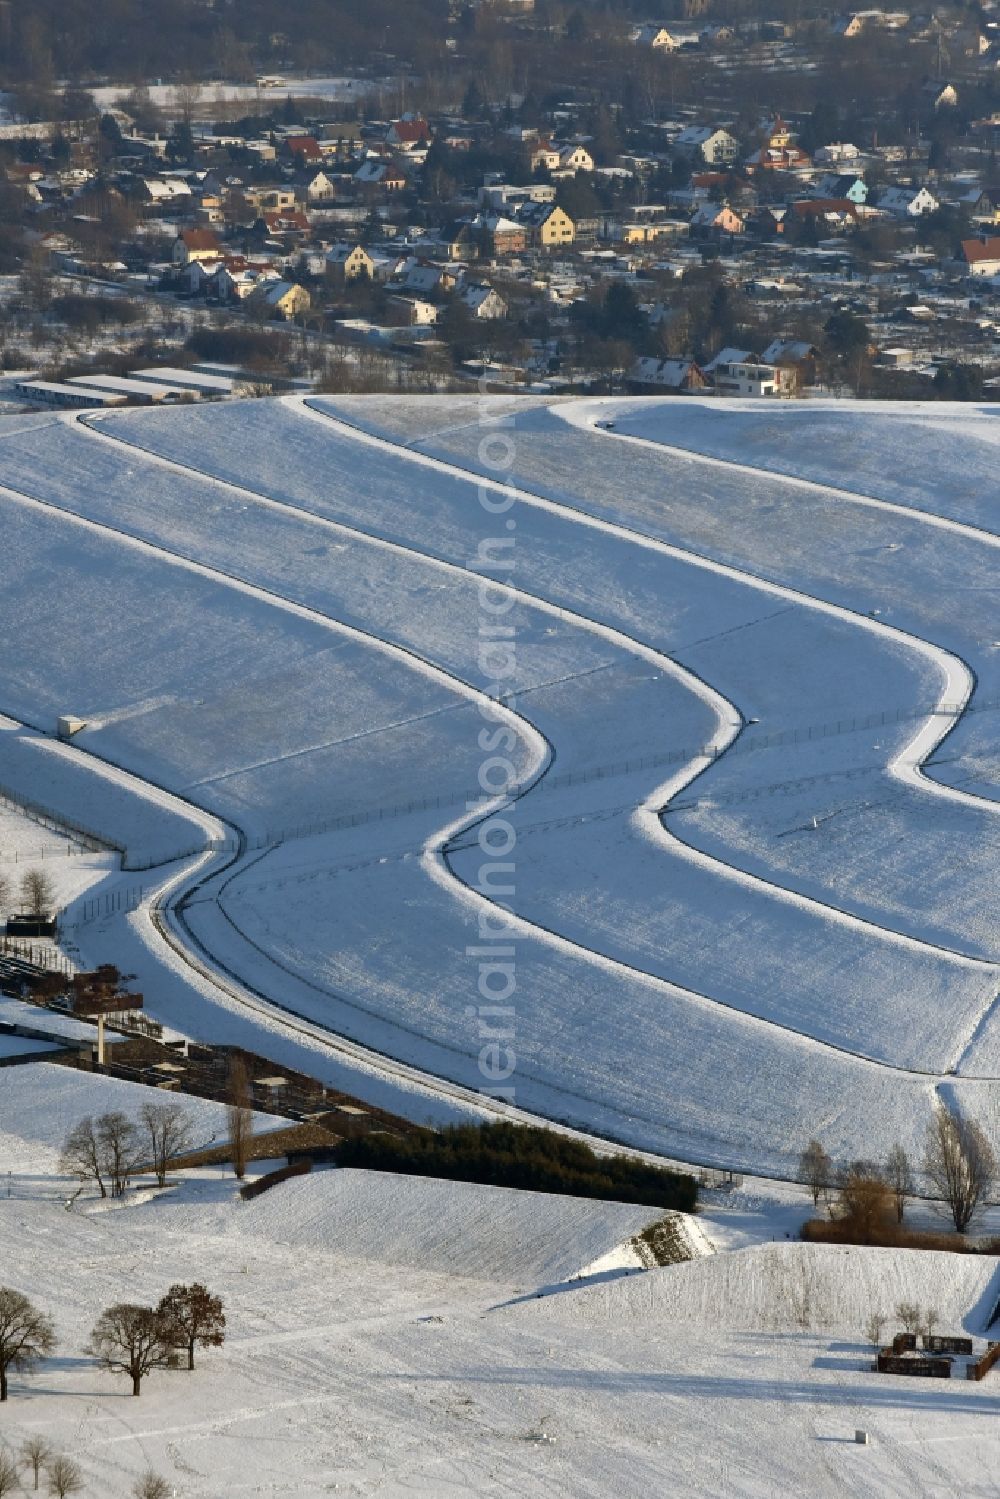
[0,1062,279,1177]
[1,1161,999,1498]
[0,398,998,1173]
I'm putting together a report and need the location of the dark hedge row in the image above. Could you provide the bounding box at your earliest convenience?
[334,1120,697,1212]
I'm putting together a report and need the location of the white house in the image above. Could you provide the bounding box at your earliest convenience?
[878,184,939,217]
[460,282,507,319]
[675,126,740,166]
[814,142,862,165]
[712,359,796,396]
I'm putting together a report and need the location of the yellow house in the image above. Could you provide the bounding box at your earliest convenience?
[326,243,375,285]
[258,280,311,319]
[527,203,575,248]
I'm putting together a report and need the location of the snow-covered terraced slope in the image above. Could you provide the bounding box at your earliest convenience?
[75,400,1000,963]
[330,394,1000,805]
[598,397,1000,532]
[221,1169,659,1287]
[0,397,998,1173]
[524,1239,1000,1337]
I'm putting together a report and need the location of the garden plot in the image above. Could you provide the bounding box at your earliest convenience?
[0,760,116,913]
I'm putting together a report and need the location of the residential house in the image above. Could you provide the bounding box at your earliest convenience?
[628,357,708,393]
[760,338,820,386]
[403,259,461,294]
[386,294,440,326]
[814,173,868,204]
[529,139,562,173]
[140,177,194,210]
[878,184,939,216]
[256,208,312,239]
[482,214,528,255]
[746,115,811,172]
[354,158,409,191]
[814,142,863,165]
[306,171,337,203]
[631,24,680,47]
[256,280,311,319]
[960,235,1000,275]
[558,144,595,173]
[690,202,745,237]
[281,135,324,168]
[712,358,796,396]
[386,117,432,152]
[675,126,740,166]
[172,228,223,265]
[702,346,754,376]
[326,243,376,285]
[245,187,298,213]
[216,263,277,301]
[518,202,575,248]
[460,282,507,319]
[791,198,860,231]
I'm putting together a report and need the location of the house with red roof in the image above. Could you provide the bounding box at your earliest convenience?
[960,235,1000,276]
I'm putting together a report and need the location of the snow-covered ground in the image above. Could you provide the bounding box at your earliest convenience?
[0,1062,279,1177]
[1,1159,999,1498]
[0,397,998,1173]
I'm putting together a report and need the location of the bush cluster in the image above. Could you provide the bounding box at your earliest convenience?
[335,1120,697,1211]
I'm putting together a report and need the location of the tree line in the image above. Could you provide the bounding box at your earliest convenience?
[336,1118,698,1211]
[798,1105,996,1242]
[60,1102,194,1197]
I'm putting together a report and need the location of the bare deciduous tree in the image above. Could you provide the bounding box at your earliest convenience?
[88,1304,173,1397]
[798,1138,833,1208]
[227,1054,252,1181]
[0,1447,20,1497]
[924,1108,996,1234]
[139,1102,193,1188]
[864,1309,886,1352]
[923,1307,940,1340]
[133,1471,171,1499]
[156,1283,225,1371]
[895,1300,922,1334]
[20,1436,53,1491]
[46,1455,83,1498]
[59,1117,106,1198]
[19,868,54,918]
[95,1112,143,1199]
[0,1287,56,1402]
[884,1144,914,1225]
